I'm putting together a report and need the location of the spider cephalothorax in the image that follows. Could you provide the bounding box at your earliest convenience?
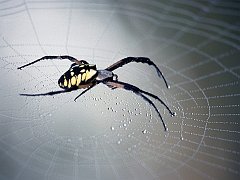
[18,56,175,131]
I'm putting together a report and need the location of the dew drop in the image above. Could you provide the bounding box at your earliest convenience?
[123,123,127,127]
[110,126,114,131]
[117,139,122,144]
[142,129,147,134]
[180,136,183,141]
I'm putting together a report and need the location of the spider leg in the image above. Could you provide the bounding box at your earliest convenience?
[74,83,98,102]
[17,55,87,70]
[139,93,167,131]
[105,57,169,88]
[103,80,175,130]
[104,80,175,116]
[20,88,75,96]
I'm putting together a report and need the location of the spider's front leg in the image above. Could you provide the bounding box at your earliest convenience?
[17,55,87,70]
[105,57,169,88]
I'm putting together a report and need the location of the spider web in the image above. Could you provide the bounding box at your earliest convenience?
[0,0,240,180]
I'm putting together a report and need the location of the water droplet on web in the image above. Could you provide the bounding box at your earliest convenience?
[123,123,127,127]
[117,139,122,144]
[142,129,147,134]
[180,136,183,141]
[110,126,114,131]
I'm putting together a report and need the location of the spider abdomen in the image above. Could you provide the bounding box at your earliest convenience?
[58,64,98,89]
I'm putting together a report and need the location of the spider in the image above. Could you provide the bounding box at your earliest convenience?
[18,56,175,131]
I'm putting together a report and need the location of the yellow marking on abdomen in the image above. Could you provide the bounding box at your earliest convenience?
[82,73,86,81]
[76,74,81,86]
[64,78,68,87]
[68,80,71,88]
[85,69,97,82]
[71,76,76,86]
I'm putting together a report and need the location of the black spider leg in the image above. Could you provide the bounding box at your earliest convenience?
[74,82,99,102]
[105,57,169,88]
[17,55,88,70]
[103,80,175,130]
[139,93,167,131]
[20,88,76,96]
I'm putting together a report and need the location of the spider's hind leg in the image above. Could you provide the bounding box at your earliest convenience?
[103,80,175,131]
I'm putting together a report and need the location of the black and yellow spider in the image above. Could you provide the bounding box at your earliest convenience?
[18,56,175,131]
